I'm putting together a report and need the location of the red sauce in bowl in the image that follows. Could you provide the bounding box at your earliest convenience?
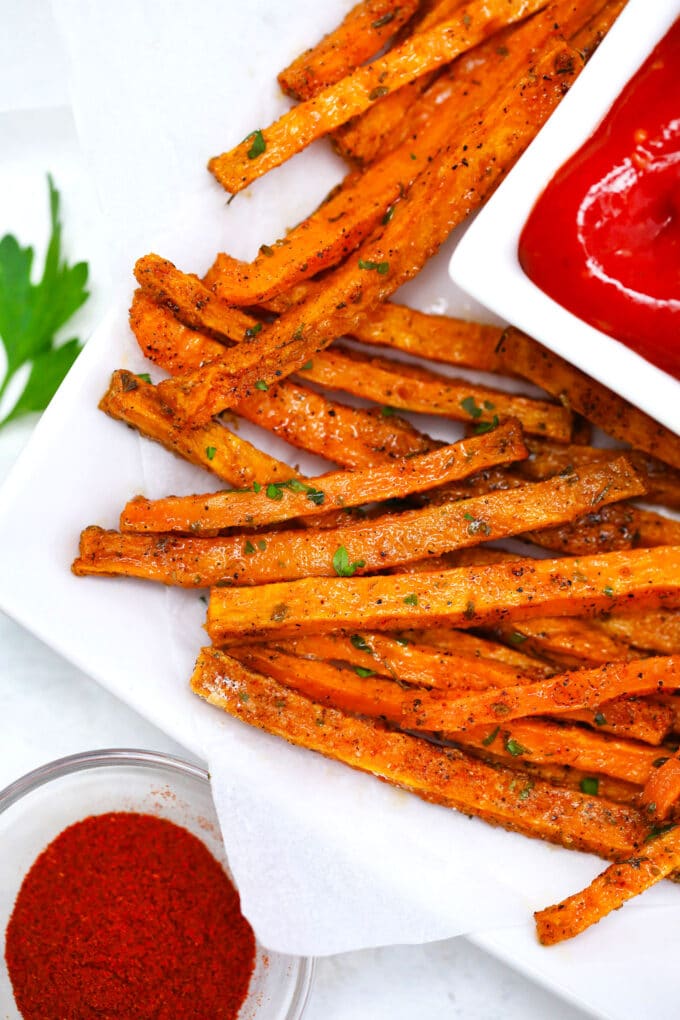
[519,17,680,379]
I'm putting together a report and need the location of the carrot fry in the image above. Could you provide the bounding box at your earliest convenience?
[300,345,573,440]
[277,0,420,100]
[488,615,635,669]
[559,697,674,746]
[535,825,680,945]
[134,255,254,342]
[99,371,292,487]
[476,752,641,807]
[527,503,680,556]
[348,303,505,371]
[569,0,628,61]
[640,753,680,821]
[190,646,650,858]
[497,327,680,470]
[520,439,680,512]
[74,457,645,587]
[159,39,583,422]
[130,290,439,469]
[460,718,665,787]
[209,0,546,193]
[272,633,539,690]
[595,609,680,656]
[401,657,679,733]
[402,627,553,675]
[206,547,680,644]
[119,421,526,534]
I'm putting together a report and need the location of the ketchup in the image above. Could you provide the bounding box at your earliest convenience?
[519,17,680,379]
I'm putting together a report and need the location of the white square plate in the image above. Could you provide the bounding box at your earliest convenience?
[450,0,680,435]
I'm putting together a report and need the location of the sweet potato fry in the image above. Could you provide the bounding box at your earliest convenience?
[130,290,439,469]
[640,752,680,821]
[206,547,680,644]
[535,825,680,945]
[190,646,651,857]
[75,457,645,587]
[159,39,583,422]
[209,0,546,193]
[348,303,505,371]
[302,345,573,439]
[497,328,680,470]
[120,421,526,534]
[277,0,420,100]
[402,657,679,733]
[99,371,292,487]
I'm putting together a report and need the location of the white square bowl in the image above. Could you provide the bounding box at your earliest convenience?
[449,0,680,435]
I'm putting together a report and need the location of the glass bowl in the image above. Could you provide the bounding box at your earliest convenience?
[0,749,315,1020]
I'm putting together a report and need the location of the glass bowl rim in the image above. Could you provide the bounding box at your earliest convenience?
[0,747,316,1020]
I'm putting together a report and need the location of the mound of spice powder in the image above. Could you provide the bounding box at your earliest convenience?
[5,812,256,1019]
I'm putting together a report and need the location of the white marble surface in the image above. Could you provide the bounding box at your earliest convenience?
[0,3,592,1017]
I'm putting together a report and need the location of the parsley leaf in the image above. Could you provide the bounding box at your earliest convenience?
[0,176,88,427]
[332,545,365,577]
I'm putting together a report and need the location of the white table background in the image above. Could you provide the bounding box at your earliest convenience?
[0,3,589,1017]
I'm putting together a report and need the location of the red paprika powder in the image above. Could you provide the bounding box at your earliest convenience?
[5,812,256,1019]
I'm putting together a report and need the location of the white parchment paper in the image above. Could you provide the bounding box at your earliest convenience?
[49,0,680,955]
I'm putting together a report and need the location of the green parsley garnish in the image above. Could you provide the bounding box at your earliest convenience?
[403,593,418,606]
[509,631,528,644]
[252,481,262,493]
[205,446,217,460]
[244,540,256,555]
[372,10,396,27]
[580,777,599,795]
[602,585,614,597]
[381,405,397,416]
[481,726,500,747]
[368,86,389,101]
[473,415,499,434]
[245,130,266,159]
[300,360,313,371]
[505,737,530,757]
[257,539,267,551]
[354,666,376,678]
[136,373,151,383]
[245,323,263,339]
[254,379,269,391]
[350,634,372,654]
[644,822,676,843]
[382,204,396,225]
[266,483,284,501]
[460,395,482,419]
[332,546,365,577]
[0,176,87,428]
[594,712,607,726]
[358,258,389,274]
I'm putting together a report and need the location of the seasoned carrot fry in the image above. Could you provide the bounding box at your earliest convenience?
[476,752,641,807]
[461,718,665,786]
[190,647,651,857]
[206,547,680,644]
[159,39,583,422]
[401,657,679,733]
[301,345,573,440]
[488,615,635,669]
[402,627,553,675]
[272,633,538,690]
[527,503,680,556]
[570,0,628,61]
[120,421,526,534]
[560,697,674,746]
[640,752,680,821]
[134,255,254,342]
[595,609,680,656]
[277,0,420,100]
[335,0,612,165]
[130,290,439,469]
[348,303,505,371]
[520,439,680,512]
[209,0,546,193]
[99,371,292,486]
[74,458,645,587]
[497,327,680,470]
[535,826,680,945]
